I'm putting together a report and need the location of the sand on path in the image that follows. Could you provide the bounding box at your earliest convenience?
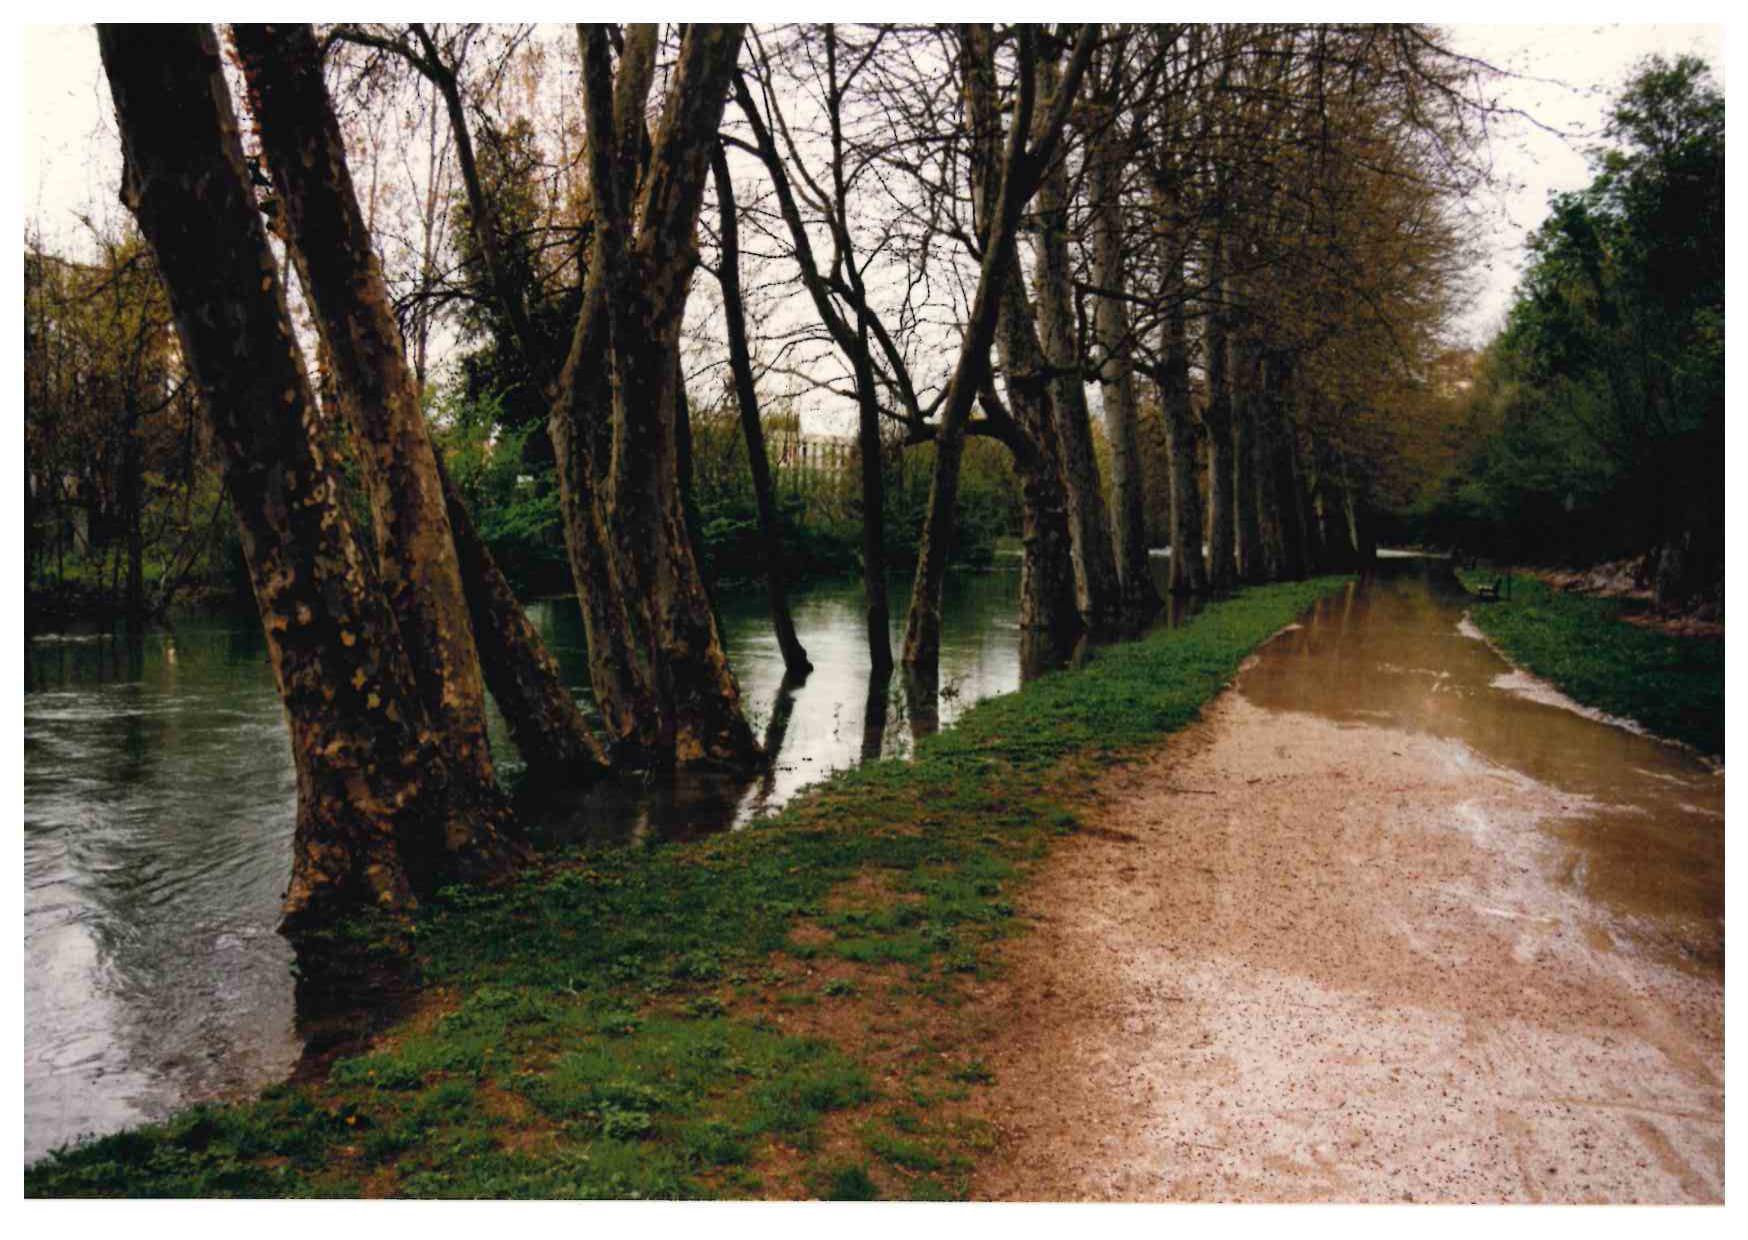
[972,690,1724,1202]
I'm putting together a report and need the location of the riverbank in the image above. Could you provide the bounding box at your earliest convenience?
[1457,571,1723,756]
[26,576,1348,1198]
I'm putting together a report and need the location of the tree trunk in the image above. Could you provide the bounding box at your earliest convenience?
[1319,457,1359,570]
[855,355,893,675]
[711,145,810,678]
[1259,349,1304,581]
[729,69,890,673]
[1291,430,1321,575]
[569,22,760,767]
[904,25,1054,675]
[991,223,1081,655]
[1088,94,1160,617]
[1160,276,1207,595]
[1231,335,1265,582]
[1202,261,1238,590]
[235,23,525,877]
[436,456,609,785]
[100,22,450,930]
[1031,66,1121,624]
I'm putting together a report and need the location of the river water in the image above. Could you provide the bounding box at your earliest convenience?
[26,560,1199,1163]
[27,558,1719,1170]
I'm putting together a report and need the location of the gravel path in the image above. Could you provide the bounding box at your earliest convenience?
[973,646,1723,1202]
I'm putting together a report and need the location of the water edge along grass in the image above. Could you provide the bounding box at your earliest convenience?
[26,576,1350,1200]
[1457,571,1722,757]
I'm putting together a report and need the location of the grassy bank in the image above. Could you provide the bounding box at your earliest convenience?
[1458,572,1723,756]
[27,577,1348,1200]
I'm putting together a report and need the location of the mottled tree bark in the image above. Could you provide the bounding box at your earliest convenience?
[233,23,525,877]
[995,290,1084,657]
[569,23,760,767]
[981,362,1082,666]
[270,24,610,793]
[711,145,810,678]
[436,456,609,785]
[1031,59,1121,624]
[99,22,446,930]
[977,81,1080,655]
[547,282,666,759]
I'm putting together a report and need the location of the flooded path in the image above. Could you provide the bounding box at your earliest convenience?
[975,560,1723,1202]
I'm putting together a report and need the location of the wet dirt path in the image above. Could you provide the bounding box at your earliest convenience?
[974,563,1723,1202]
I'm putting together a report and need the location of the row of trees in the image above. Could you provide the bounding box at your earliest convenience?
[89,22,1486,932]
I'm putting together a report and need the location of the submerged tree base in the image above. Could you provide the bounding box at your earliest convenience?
[26,577,1348,1200]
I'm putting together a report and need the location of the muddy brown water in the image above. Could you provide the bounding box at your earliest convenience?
[1242,562,1722,975]
[976,556,1723,1202]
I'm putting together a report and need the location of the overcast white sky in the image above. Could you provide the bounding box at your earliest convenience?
[18,21,1728,351]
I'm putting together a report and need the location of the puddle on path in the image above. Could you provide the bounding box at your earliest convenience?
[1238,562,1722,976]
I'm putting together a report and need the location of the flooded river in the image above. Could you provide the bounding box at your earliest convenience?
[26,560,1195,1163]
[27,557,1720,1181]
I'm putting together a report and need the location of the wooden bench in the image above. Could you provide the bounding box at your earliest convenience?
[1473,576,1509,602]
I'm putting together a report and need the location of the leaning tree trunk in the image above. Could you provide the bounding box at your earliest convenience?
[99,22,457,930]
[435,457,609,785]
[712,145,810,678]
[369,30,615,785]
[234,23,526,877]
[905,23,1068,677]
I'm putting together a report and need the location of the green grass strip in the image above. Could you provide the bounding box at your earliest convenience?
[1457,571,1722,756]
[27,576,1349,1200]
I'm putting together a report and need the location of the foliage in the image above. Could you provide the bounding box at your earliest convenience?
[1416,57,1723,600]
[25,576,1349,1199]
[430,383,571,594]
[1458,572,1722,756]
[683,394,1021,585]
[23,229,235,622]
